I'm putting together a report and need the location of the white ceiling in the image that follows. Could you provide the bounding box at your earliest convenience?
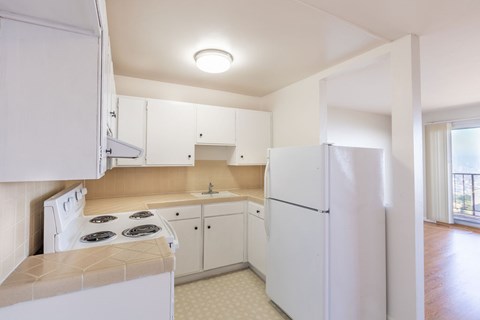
[106,0,480,113]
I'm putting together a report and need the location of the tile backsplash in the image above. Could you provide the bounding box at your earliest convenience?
[0,181,63,283]
[84,161,265,200]
[0,161,262,282]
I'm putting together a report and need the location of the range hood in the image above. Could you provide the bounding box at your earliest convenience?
[106,137,143,158]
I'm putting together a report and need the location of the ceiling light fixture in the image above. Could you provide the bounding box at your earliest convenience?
[194,49,233,74]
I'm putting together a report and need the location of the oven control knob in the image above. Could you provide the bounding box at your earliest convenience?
[81,187,88,196]
[63,200,72,211]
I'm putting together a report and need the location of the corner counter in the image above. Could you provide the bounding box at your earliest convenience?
[0,238,174,308]
[0,188,264,310]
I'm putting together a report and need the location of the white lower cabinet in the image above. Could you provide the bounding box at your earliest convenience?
[169,218,202,276]
[157,205,202,277]
[204,214,245,270]
[247,202,267,275]
[158,201,246,277]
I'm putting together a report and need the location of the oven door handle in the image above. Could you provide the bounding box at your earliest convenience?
[162,217,179,250]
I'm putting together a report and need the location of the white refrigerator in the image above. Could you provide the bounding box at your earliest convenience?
[265,144,386,320]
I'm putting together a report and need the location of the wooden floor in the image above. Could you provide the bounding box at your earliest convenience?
[424,222,480,320]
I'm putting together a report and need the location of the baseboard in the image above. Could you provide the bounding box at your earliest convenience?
[247,263,266,281]
[174,262,249,285]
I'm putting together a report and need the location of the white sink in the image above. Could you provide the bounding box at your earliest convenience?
[190,191,239,198]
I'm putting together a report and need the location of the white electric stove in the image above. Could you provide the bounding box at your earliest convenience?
[43,183,178,254]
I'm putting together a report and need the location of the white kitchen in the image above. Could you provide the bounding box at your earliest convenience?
[1,1,479,320]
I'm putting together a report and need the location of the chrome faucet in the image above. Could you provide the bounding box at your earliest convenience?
[202,182,219,195]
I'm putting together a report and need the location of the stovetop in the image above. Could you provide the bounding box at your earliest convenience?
[44,184,178,254]
[70,210,173,251]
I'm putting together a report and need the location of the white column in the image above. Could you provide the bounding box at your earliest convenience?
[388,35,425,320]
[319,79,328,144]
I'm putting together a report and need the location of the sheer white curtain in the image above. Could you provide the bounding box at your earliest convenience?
[424,123,453,223]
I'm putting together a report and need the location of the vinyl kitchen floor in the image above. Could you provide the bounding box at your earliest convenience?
[174,269,290,320]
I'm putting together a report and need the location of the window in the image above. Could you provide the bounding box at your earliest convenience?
[452,127,480,218]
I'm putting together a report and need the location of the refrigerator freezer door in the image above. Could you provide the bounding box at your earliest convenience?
[268,145,328,211]
[328,146,386,320]
[266,199,326,320]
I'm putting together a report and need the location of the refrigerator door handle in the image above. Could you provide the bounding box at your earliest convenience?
[323,143,331,212]
[264,157,271,239]
[264,155,270,199]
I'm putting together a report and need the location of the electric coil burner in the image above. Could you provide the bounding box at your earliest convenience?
[122,224,161,238]
[129,211,154,219]
[43,184,178,253]
[80,231,117,243]
[89,215,118,223]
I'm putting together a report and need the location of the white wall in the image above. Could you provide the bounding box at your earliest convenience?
[328,107,391,149]
[262,76,321,147]
[423,102,480,124]
[115,75,263,110]
[328,107,392,204]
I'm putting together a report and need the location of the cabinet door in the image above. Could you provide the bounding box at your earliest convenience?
[228,109,271,165]
[0,18,101,181]
[146,100,195,166]
[116,96,146,166]
[170,218,203,277]
[204,214,244,270]
[196,105,235,145]
[248,213,267,275]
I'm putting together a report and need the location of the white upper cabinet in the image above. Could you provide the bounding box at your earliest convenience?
[146,99,195,166]
[116,96,147,166]
[228,109,271,165]
[0,0,118,182]
[114,98,271,167]
[0,17,102,181]
[196,105,236,146]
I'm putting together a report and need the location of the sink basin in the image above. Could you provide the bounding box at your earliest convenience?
[190,191,239,198]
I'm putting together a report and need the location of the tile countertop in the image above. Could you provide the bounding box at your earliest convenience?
[84,188,265,215]
[0,238,174,308]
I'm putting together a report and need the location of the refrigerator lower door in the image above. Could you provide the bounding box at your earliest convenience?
[266,199,326,320]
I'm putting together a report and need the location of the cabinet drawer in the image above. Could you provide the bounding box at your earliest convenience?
[156,205,201,221]
[203,201,245,217]
[248,202,264,219]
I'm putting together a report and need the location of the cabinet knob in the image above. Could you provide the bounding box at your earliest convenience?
[194,226,198,230]
[188,155,191,159]
[256,210,260,213]
[175,212,180,216]
[240,155,244,159]
[199,133,203,138]
[207,225,211,229]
